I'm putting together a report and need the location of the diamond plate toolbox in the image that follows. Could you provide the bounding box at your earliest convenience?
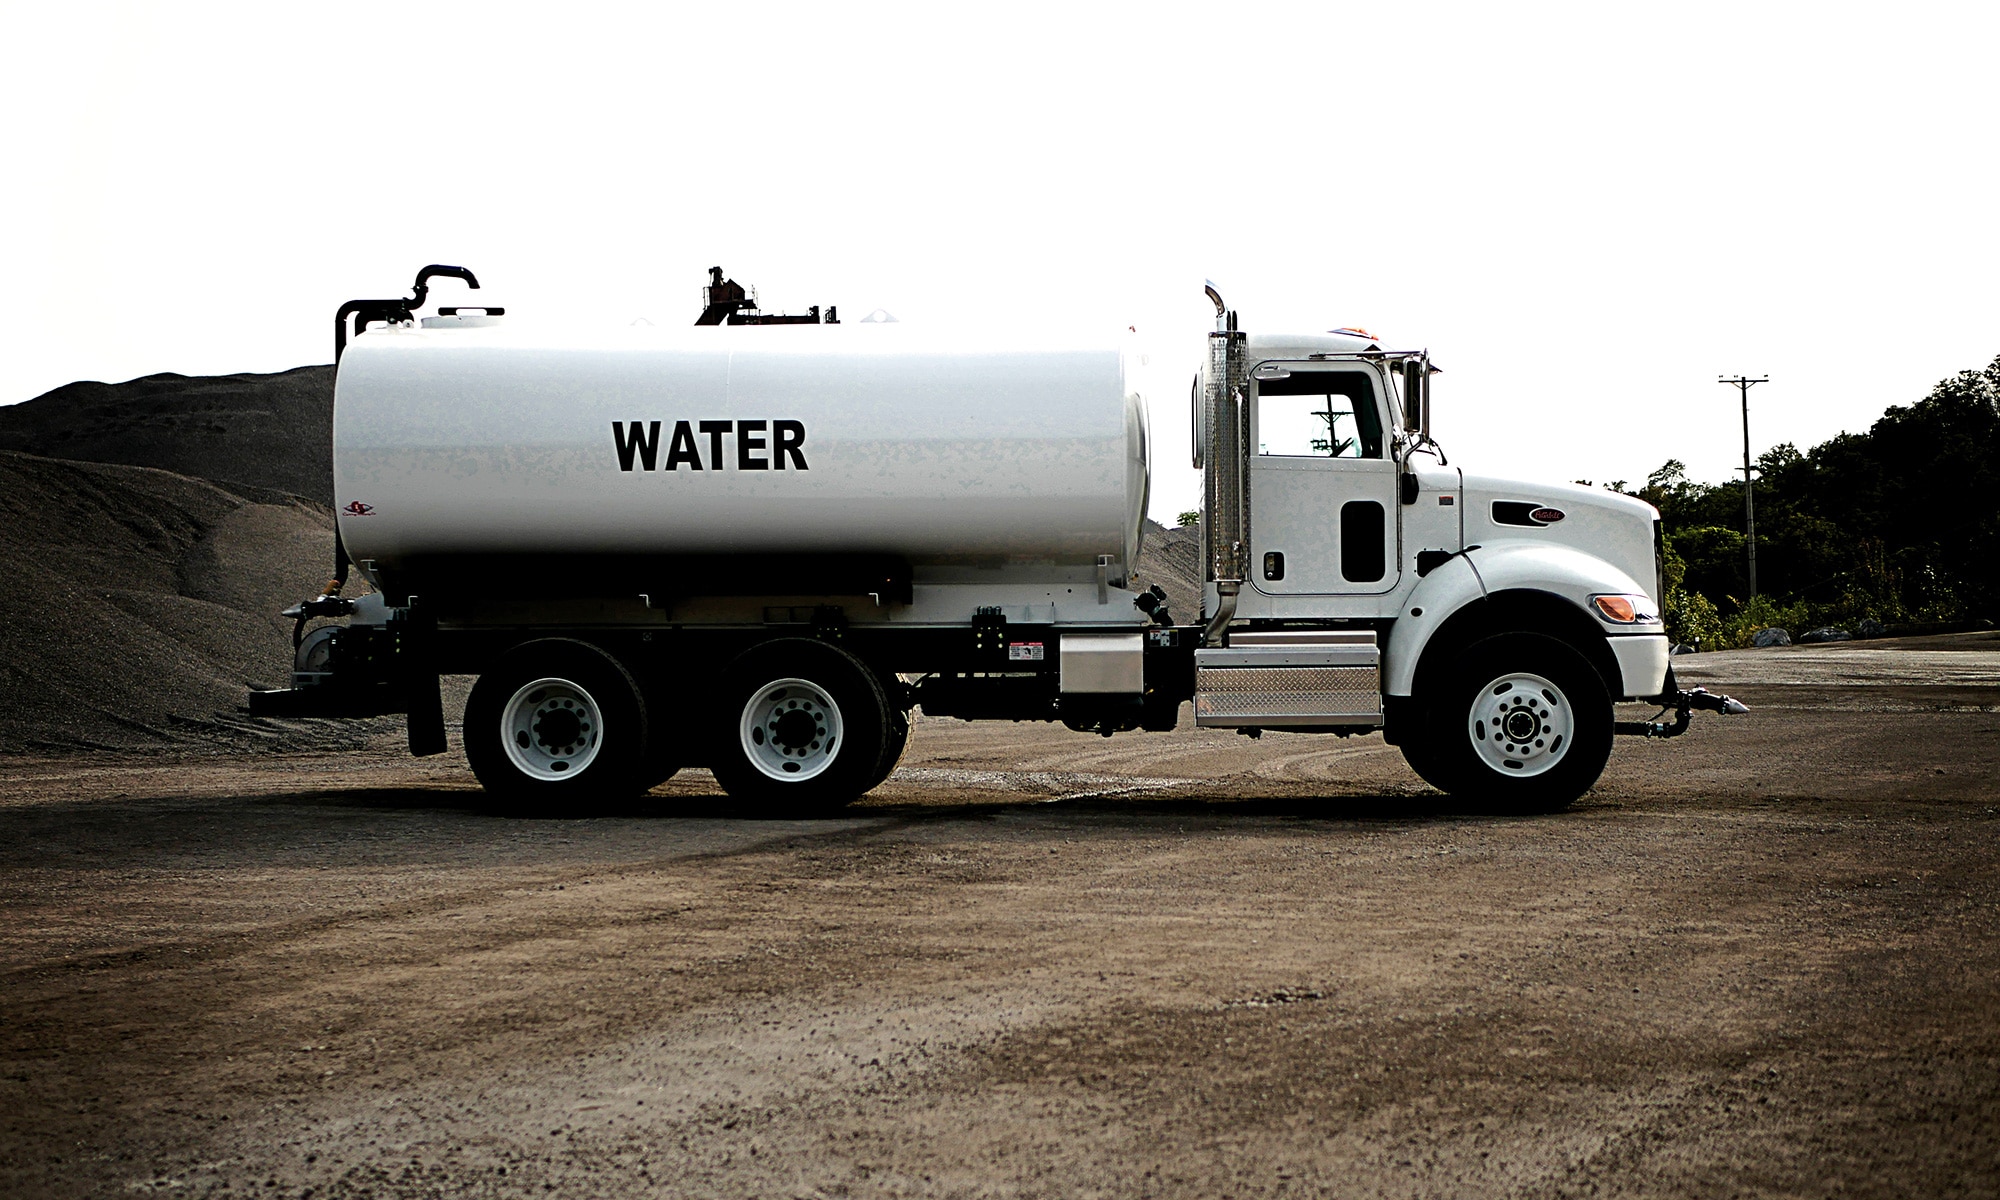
[1194,631,1382,727]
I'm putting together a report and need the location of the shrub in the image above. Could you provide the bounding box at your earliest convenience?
[1713,594,1813,649]
[1660,531,1724,648]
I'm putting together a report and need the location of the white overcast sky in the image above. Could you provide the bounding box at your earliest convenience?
[3,2,1996,520]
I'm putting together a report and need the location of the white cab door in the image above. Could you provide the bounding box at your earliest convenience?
[1248,366,1402,596]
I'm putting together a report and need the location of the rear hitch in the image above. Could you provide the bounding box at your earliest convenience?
[283,589,357,650]
[1616,687,1750,739]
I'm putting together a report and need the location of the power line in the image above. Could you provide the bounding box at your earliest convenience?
[1719,375,1769,597]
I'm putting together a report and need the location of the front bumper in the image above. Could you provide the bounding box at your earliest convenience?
[1608,632,1671,699]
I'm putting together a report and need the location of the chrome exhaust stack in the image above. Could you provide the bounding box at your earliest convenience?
[1200,281,1248,648]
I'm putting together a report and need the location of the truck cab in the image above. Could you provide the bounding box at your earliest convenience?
[1213,330,1667,692]
[1187,306,1724,810]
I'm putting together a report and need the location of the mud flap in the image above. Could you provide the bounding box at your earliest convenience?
[407,676,447,757]
[402,603,447,757]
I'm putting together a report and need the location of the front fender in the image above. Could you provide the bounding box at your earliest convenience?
[1383,539,1659,697]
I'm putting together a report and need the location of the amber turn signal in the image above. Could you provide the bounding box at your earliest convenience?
[1590,594,1656,623]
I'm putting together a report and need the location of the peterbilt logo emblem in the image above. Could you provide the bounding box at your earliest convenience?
[1530,507,1566,523]
[612,420,808,472]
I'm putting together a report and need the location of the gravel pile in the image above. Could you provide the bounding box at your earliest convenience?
[0,366,335,504]
[0,367,365,753]
[0,449,370,752]
[1135,519,1202,624]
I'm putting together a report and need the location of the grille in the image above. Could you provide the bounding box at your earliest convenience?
[1195,664,1382,722]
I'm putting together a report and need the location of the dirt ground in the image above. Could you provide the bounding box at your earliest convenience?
[2,637,1997,1199]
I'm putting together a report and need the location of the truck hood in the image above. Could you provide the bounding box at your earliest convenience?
[1457,474,1661,604]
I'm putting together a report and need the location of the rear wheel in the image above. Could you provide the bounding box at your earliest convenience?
[710,640,892,815]
[465,639,650,811]
[1417,632,1613,813]
[860,705,911,794]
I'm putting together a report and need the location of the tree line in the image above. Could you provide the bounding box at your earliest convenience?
[1617,354,2000,647]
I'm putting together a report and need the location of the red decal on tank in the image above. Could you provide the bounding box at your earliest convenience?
[343,501,375,516]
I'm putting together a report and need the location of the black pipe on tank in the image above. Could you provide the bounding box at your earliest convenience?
[334,264,480,361]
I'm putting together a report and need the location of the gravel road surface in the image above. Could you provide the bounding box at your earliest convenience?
[3,639,1997,1199]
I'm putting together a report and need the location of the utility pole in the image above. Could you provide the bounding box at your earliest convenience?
[1719,375,1768,597]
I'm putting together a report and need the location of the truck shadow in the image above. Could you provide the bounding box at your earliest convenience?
[245,785,1538,826]
[851,792,1544,826]
[0,784,1574,878]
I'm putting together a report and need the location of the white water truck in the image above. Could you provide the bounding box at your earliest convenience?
[250,265,1745,813]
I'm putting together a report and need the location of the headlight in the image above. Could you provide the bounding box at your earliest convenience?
[1589,594,1659,624]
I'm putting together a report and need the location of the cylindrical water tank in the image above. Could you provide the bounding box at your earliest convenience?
[333,321,1149,588]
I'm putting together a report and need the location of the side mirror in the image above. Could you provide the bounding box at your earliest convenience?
[1400,359,1427,434]
[1190,374,1204,469]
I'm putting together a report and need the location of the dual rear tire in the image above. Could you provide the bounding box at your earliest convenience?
[465,639,652,811]
[465,637,907,816]
[709,639,903,816]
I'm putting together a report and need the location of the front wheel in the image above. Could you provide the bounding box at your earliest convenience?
[1417,632,1613,813]
[709,640,893,815]
[1398,728,1457,795]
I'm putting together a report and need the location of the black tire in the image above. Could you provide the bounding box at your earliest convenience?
[709,639,893,816]
[1397,721,1458,795]
[465,639,650,812]
[860,705,911,794]
[1418,632,1613,813]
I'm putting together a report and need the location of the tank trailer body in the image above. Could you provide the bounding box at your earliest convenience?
[253,267,1743,812]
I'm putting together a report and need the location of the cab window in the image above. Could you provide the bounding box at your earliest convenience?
[1256,371,1384,459]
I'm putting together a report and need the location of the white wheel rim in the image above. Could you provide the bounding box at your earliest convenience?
[500,676,604,782]
[740,677,844,782]
[1468,671,1573,778]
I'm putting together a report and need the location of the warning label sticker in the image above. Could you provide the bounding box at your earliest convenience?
[1007,642,1046,662]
